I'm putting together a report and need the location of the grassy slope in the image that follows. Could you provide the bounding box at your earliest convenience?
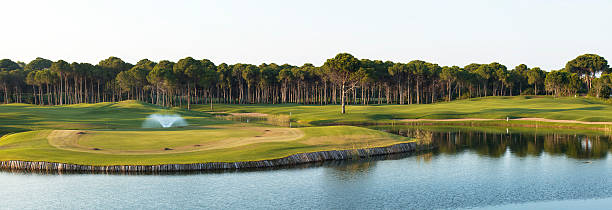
[0,100,225,131]
[199,96,612,126]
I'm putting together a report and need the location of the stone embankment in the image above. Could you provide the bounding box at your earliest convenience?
[0,142,429,172]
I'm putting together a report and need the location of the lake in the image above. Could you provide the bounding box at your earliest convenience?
[2,125,612,209]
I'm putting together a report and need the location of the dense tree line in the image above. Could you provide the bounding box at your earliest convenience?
[0,53,610,112]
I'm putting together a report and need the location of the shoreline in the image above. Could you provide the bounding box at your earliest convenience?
[306,118,612,132]
[386,118,612,132]
[395,117,612,125]
[0,142,429,172]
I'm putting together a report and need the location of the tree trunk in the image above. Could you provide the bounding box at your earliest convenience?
[187,82,191,110]
[210,95,214,111]
[341,83,346,114]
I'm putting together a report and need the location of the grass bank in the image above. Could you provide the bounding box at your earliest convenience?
[198,96,612,130]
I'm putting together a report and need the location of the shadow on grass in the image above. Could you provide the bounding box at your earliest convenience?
[0,127,32,137]
[97,126,226,132]
[309,119,340,126]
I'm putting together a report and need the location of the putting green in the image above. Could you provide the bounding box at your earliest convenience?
[47,126,304,155]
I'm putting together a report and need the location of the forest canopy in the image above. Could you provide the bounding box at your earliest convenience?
[0,53,610,112]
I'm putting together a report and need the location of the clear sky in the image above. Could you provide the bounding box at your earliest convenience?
[1,0,610,70]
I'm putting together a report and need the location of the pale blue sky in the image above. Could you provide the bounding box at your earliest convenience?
[1,0,610,70]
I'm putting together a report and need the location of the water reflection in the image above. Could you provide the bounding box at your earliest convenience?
[324,160,376,181]
[5,126,612,209]
[0,152,416,176]
[415,152,433,163]
[371,126,612,159]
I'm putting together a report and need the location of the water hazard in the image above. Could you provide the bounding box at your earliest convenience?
[2,125,612,209]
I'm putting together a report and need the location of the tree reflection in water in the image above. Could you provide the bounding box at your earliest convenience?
[325,160,376,181]
[370,126,612,159]
[321,152,416,181]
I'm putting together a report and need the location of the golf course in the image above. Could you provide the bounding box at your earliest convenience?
[1,96,612,167]
[0,100,414,166]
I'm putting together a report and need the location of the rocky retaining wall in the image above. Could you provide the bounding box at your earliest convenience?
[0,142,427,172]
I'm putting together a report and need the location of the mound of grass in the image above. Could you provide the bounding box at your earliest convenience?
[0,127,31,137]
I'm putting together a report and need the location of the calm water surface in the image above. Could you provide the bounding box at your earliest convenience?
[2,126,612,209]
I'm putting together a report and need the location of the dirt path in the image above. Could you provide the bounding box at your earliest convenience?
[210,112,269,117]
[397,118,499,122]
[513,118,612,125]
[397,118,612,125]
[228,113,268,117]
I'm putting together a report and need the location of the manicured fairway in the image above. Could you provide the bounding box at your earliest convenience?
[199,96,612,126]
